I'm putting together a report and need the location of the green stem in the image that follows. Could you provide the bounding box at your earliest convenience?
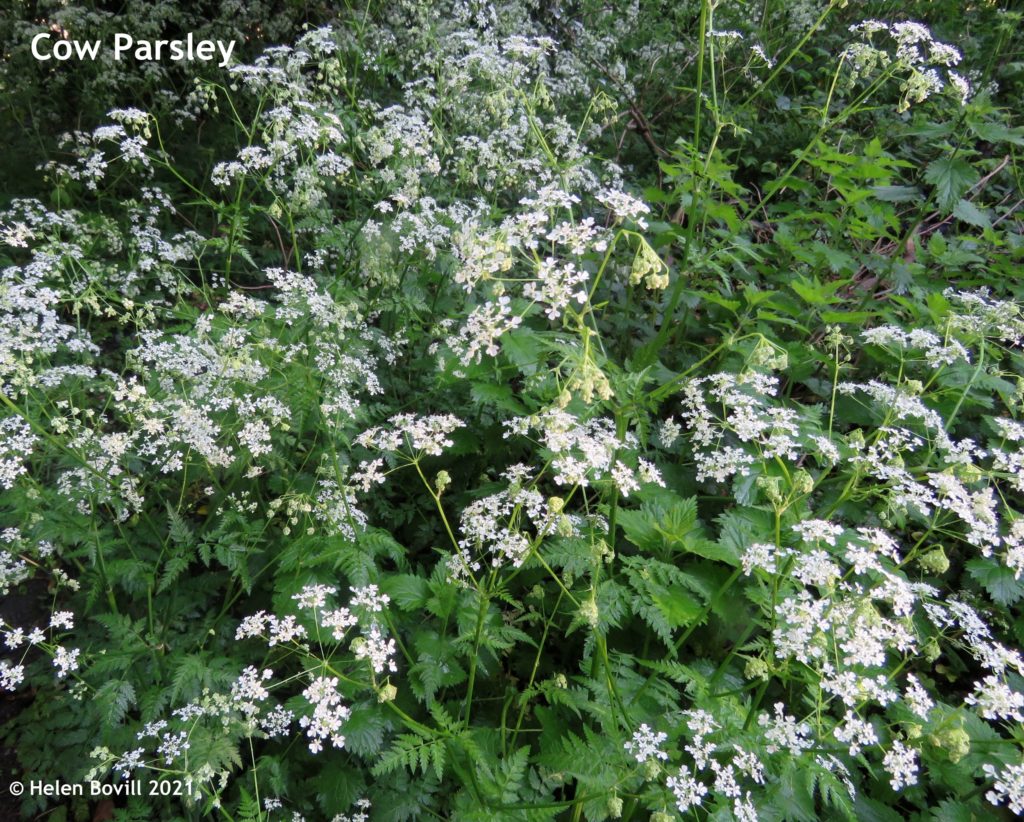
[462,591,490,729]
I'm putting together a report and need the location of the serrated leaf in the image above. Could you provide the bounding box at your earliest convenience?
[342,704,387,758]
[544,536,593,577]
[650,586,703,626]
[966,557,1024,605]
[616,507,661,552]
[931,798,981,822]
[96,679,136,726]
[968,120,1024,146]
[924,157,978,211]
[871,185,923,202]
[470,382,527,414]
[501,329,546,375]
[952,198,991,228]
[157,553,191,593]
[167,503,195,546]
[381,574,429,611]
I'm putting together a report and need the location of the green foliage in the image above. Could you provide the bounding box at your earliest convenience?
[1,1,1023,821]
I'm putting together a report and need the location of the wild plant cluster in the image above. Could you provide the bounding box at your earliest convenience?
[1,0,1024,820]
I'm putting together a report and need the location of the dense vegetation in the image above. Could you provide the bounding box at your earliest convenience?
[2,1,1024,820]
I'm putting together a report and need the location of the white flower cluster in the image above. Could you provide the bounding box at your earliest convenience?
[442,182,637,365]
[844,19,970,108]
[0,417,38,490]
[759,703,813,756]
[882,740,919,790]
[645,709,765,818]
[449,483,560,583]
[965,675,1024,722]
[356,413,465,457]
[679,371,804,484]
[834,378,1024,576]
[860,325,969,368]
[984,761,1024,815]
[504,409,662,496]
[298,676,351,754]
[624,723,669,764]
[112,580,401,771]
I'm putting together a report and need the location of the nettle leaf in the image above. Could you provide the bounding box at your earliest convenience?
[966,557,1024,606]
[967,120,1024,146]
[924,157,979,211]
[650,586,703,627]
[790,276,843,306]
[852,793,904,822]
[616,507,660,552]
[618,489,729,562]
[382,573,430,611]
[871,185,923,203]
[716,507,773,563]
[313,766,366,816]
[501,328,548,375]
[470,381,527,414]
[952,198,991,229]
[931,798,981,822]
[426,566,459,619]
[343,703,388,758]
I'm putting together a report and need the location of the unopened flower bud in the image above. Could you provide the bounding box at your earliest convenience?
[918,546,949,575]
[745,657,770,681]
[756,475,783,504]
[750,338,788,370]
[580,599,599,628]
[378,683,398,703]
[957,463,984,485]
[930,727,970,763]
[435,470,451,494]
[557,516,575,537]
[792,469,814,495]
